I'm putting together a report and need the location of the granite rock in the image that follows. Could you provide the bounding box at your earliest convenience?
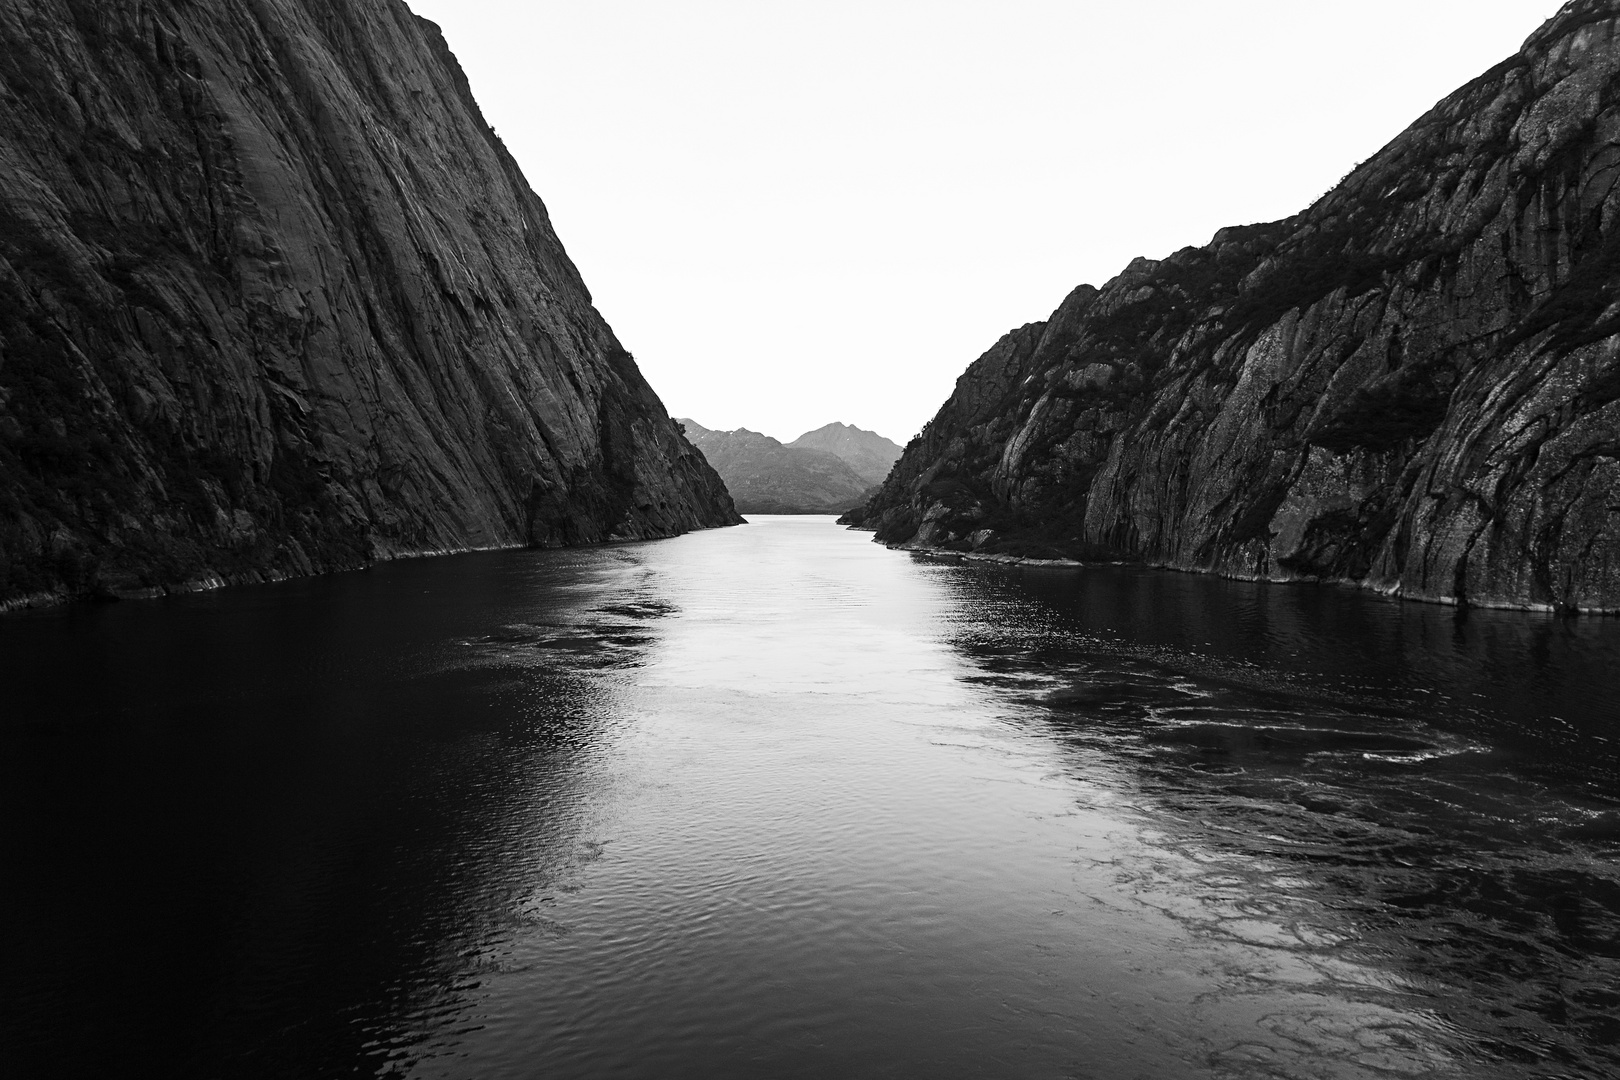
[0,0,739,609]
[847,0,1620,613]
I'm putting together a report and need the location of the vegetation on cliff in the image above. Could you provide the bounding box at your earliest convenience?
[848,0,1620,613]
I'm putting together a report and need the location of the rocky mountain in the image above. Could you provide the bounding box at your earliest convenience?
[788,422,903,485]
[0,0,739,610]
[846,0,1620,614]
[679,420,872,514]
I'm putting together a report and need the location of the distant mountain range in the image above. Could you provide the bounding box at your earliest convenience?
[678,421,903,514]
[788,423,903,486]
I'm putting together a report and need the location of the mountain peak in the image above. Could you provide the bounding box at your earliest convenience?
[679,420,870,515]
[788,424,903,485]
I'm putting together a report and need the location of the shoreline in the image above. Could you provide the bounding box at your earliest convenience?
[0,524,741,616]
[878,536,1620,618]
[0,541,527,616]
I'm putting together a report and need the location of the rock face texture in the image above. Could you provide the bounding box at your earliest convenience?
[0,0,739,609]
[849,0,1620,612]
[680,420,872,514]
[789,422,903,486]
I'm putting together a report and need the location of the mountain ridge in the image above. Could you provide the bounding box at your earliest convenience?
[788,422,902,486]
[679,419,874,515]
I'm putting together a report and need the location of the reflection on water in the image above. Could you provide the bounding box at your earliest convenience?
[1,518,1617,1078]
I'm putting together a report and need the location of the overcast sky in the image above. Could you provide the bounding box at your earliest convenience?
[405,1,1563,445]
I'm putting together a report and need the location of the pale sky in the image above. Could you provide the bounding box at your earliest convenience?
[405,1,1563,445]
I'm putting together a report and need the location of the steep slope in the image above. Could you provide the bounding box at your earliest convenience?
[0,0,739,610]
[789,422,903,485]
[680,420,871,514]
[848,0,1620,613]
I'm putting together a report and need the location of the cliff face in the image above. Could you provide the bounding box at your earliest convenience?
[788,422,902,486]
[679,420,871,515]
[850,0,1620,613]
[0,0,739,609]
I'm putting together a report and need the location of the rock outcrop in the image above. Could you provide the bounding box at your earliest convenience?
[788,422,903,486]
[680,420,872,514]
[847,0,1620,613]
[0,0,739,610]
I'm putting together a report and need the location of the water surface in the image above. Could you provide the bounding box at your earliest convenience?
[2,517,1617,1078]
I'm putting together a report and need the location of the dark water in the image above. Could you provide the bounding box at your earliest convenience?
[2,517,1618,1079]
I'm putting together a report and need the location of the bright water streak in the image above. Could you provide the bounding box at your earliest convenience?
[2,517,1618,1078]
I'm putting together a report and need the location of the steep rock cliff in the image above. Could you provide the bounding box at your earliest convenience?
[680,420,871,515]
[0,0,739,609]
[849,0,1620,613]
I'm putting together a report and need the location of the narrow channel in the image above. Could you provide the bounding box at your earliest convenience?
[2,517,1616,1078]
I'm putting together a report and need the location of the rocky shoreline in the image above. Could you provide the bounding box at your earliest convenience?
[0,539,531,613]
[861,527,1620,616]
